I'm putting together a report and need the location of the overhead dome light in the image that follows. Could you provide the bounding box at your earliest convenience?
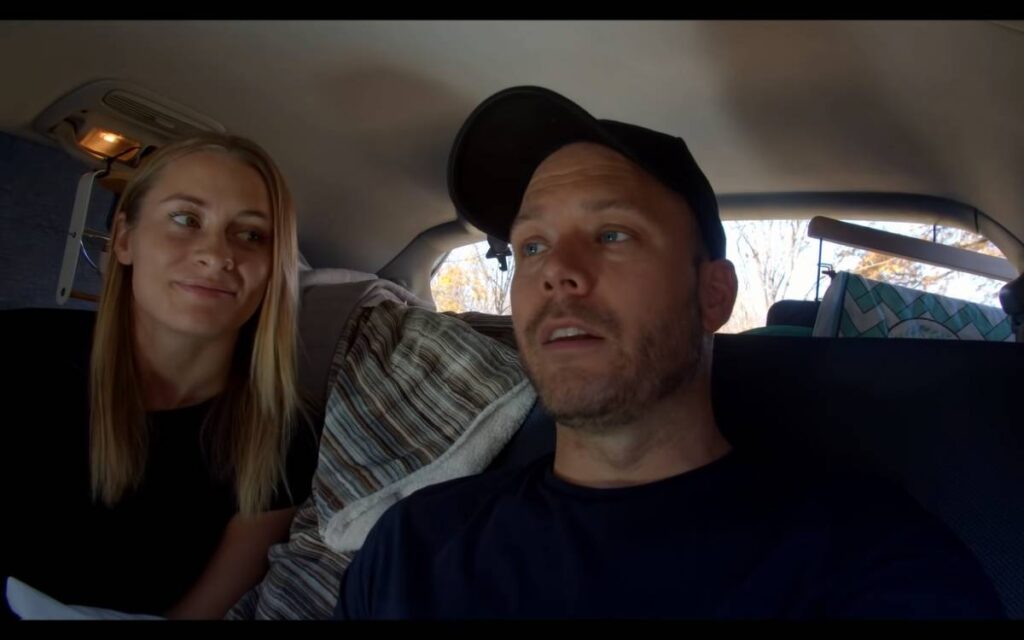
[78,127,142,161]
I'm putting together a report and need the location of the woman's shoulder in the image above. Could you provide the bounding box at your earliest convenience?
[2,308,94,438]
[0,306,96,326]
[1,307,96,362]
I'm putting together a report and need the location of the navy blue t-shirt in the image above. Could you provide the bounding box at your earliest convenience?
[334,450,1005,619]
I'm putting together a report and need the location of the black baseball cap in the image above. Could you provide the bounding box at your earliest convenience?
[447,86,726,260]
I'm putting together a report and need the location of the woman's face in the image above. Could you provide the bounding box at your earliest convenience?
[114,150,274,343]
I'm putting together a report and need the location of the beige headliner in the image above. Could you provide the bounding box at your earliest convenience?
[1,21,1022,272]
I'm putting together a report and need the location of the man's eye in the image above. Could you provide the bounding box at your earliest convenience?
[599,230,631,243]
[522,241,548,257]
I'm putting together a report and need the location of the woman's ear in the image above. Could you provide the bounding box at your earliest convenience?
[112,212,134,266]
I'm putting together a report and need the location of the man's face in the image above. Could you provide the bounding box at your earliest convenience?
[509,142,711,430]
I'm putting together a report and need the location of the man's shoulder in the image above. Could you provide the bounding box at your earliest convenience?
[749,453,977,561]
[729,451,960,545]
[792,463,934,525]
[738,451,920,510]
[732,450,1004,616]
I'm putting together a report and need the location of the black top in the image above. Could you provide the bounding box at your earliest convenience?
[335,449,1005,619]
[0,309,319,616]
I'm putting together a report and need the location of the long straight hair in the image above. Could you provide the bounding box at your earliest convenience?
[89,133,301,514]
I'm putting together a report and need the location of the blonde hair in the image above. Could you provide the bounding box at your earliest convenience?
[90,133,302,515]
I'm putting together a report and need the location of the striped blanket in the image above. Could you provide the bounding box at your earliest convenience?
[228,301,527,619]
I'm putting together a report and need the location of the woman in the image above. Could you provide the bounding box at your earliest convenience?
[2,133,318,619]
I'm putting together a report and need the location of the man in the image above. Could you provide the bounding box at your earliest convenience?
[332,86,1005,619]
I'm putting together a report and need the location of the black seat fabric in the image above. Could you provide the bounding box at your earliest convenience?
[766,300,821,328]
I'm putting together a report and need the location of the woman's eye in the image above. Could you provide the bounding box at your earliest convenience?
[169,212,200,228]
[239,230,267,243]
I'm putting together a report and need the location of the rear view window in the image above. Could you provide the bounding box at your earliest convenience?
[431,242,514,315]
[431,222,1007,334]
[721,220,1006,333]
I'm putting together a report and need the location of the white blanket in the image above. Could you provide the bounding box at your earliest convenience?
[5,577,164,620]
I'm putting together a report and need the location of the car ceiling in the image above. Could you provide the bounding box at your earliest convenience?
[1,20,1022,273]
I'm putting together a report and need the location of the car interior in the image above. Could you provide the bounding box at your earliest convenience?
[0,20,1021,618]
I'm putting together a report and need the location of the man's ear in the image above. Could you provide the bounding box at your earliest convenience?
[698,259,738,333]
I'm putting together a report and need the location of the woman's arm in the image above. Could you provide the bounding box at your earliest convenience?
[165,507,297,620]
